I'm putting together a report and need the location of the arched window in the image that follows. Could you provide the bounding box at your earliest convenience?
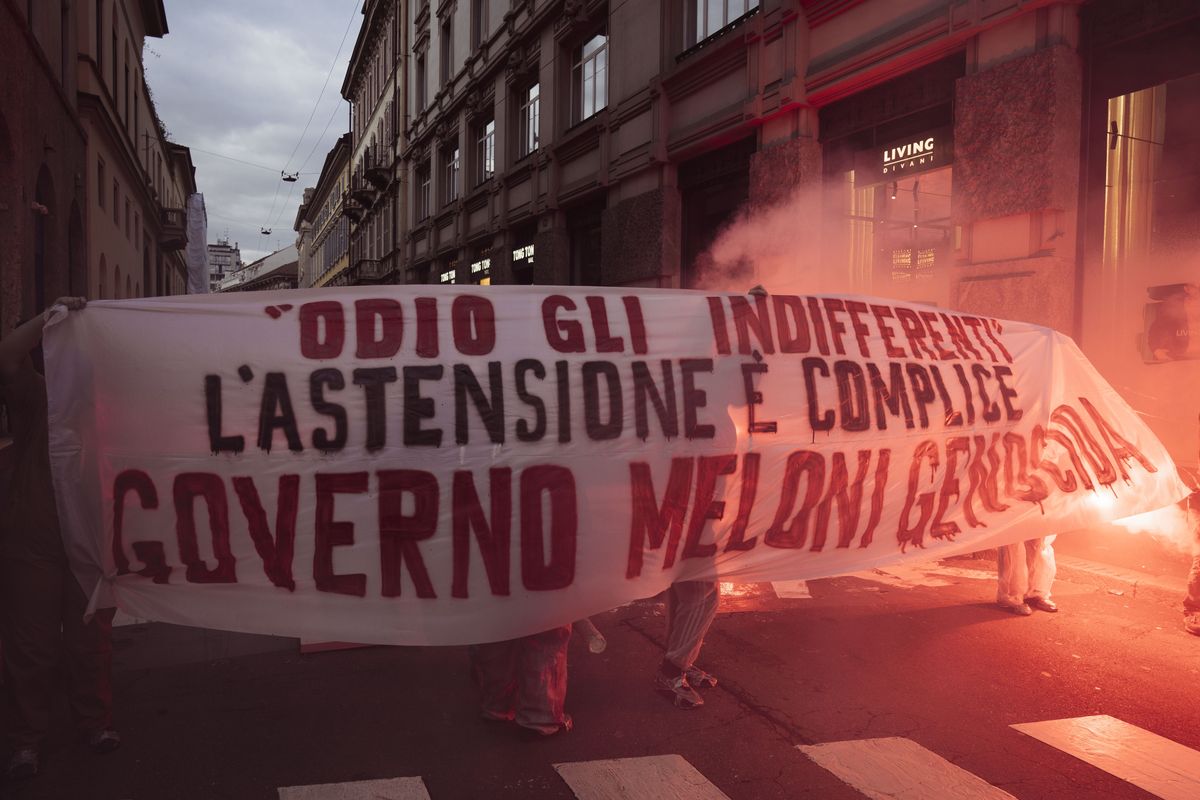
[114,265,121,299]
[98,254,107,299]
[125,275,131,299]
[134,281,140,298]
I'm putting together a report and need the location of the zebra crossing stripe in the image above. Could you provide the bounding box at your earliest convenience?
[555,754,730,799]
[276,776,431,800]
[771,580,812,599]
[1012,715,1200,800]
[797,737,1016,800]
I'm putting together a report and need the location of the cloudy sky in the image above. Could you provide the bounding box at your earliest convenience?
[146,0,362,263]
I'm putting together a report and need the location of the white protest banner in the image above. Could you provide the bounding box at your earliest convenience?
[45,287,1190,645]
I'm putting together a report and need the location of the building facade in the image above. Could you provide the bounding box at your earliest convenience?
[0,0,89,334]
[219,244,299,293]
[341,0,406,286]
[207,236,243,292]
[389,0,1198,471]
[295,133,352,288]
[77,0,196,303]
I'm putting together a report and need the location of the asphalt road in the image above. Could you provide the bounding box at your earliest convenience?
[5,542,1199,800]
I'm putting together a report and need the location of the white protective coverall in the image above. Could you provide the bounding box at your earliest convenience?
[996,536,1057,608]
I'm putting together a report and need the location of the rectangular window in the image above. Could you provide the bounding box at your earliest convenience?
[110,28,116,92]
[416,161,432,220]
[95,0,103,71]
[440,17,453,84]
[97,158,106,208]
[688,0,759,47]
[124,45,130,123]
[474,118,495,185]
[125,198,130,238]
[471,0,488,50]
[443,145,460,205]
[572,31,608,124]
[518,82,540,158]
[112,180,119,224]
[416,52,427,111]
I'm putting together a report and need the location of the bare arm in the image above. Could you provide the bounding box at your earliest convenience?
[0,297,87,380]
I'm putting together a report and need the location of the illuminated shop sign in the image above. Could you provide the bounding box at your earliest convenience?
[862,126,953,182]
[471,257,491,275]
[439,269,456,284]
[512,244,535,264]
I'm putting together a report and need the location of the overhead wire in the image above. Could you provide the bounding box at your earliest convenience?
[262,0,362,232]
[189,146,318,174]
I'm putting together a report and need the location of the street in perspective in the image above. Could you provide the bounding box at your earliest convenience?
[2,0,1200,799]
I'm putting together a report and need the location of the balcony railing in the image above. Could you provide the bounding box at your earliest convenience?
[349,177,377,209]
[364,146,393,190]
[352,258,385,283]
[160,207,187,250]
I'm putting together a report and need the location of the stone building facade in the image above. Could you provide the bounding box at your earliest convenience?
[0,0,90,332]
[77,0,196,302]
[207,236,243,292]
[295,133,352,288]
[341,0,405,286]
[218,245,299,293]
[384,0,1199,469]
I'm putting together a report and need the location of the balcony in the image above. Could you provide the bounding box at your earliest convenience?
[351,258,385,284]
[342,194,364,222]
[159,207,187,250]
[364,147,393,191]
[349,181,377,209]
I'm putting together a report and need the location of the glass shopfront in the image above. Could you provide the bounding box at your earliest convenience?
[1081,7,1200,468]
[820,56,963,307]
[826,119,956,307]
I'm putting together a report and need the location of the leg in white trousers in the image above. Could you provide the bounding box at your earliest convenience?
[664,581,720,671]
[996,535,1057,607]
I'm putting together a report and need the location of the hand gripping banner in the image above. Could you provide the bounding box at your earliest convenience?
[44,287,1191,645]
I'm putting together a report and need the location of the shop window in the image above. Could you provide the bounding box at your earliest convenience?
[440,259,458,284]
[569,201,604,286]
[512,225,536,284]
[1104,85,1166,271]
[474,117,495,185]
[1142,283,1199,363]
[572,31,607,125]
[686,0,759,49]
[517,82,540,158]
[470,246,492,285]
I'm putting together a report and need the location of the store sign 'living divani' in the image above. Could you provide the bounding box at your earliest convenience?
[862,126,954,182]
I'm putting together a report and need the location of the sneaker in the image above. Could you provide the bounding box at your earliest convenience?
[1185,612,1200,637]
[88,728,121,755]
[998,602,1033,616]
[685,666,718,689]
[1027,597,1058,613]
[515,714,573,737]
[5,748,38,780]
[653,671,704,709]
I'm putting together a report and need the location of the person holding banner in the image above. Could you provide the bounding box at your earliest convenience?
[470,624,573,736]
[1185,492,1200,636]
[654,581,721,709]
[996,537,1058,615]
[0,298,120,780]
